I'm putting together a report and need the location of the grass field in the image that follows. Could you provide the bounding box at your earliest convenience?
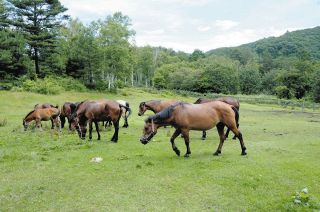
[0,89,319,211]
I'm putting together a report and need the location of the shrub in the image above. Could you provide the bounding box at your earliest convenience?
[22,78,63,95]
[275,85,293,99]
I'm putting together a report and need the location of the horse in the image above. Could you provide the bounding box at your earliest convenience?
[195,97,240,140]
[60,102,80,130]
[23,107,61,131]
[138,100,180,116]
[140,101,246,157]
[70,100,129,142]
[104,100,132,128]
[34,103,57,129]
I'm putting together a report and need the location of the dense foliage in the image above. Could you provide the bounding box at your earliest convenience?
[0,0,320,101]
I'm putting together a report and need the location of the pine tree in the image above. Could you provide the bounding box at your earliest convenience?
[7,0,68,77]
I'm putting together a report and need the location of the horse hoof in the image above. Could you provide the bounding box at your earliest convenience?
[184,154,190,158]
[213,151,220,156]
[232,137,237,140]
[175,149,180,156]
[201,137,206,140]
[241,151,247,156]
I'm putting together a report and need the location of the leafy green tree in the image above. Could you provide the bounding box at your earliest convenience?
[312,69,320,102]
[189,49,205,61]
[7,0,68,77]
[239,63,261,94]
[97,12,135,88]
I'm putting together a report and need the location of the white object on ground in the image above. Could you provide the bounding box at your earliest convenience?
[90,157,103,163]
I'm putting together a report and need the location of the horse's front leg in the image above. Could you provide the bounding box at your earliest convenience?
[88,121,93,142]
[94,121,100,140]
[36,119,42,131]
[50,118,54,129]
[54,117,61,132]
[170,128,181,156]
[201,130,206,140]
[181,129,191,157]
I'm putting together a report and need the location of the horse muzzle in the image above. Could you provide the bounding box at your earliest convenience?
[140,138,148,145]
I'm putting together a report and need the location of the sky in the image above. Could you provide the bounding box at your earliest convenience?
[60,0,320,53]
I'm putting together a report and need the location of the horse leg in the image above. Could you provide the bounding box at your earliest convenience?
[181,129,191,157]
[123,114,128,128]
[225,128,230,139]
[50,118,54,129]
[229,125,247,155]
[111,119,120,142]
[54,117,61,132]
[94,121,100,140]
[201,130,206,140]
[232,122,239,140]
[88,121,93,142]
[60,116,65,129]
[170,128,181,156]
[36,119,42,131]
[214,123,225,156]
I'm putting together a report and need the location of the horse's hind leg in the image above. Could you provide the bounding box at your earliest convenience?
[111,119,120,142]
[123,115,129,128]
[181,129,191,157]
[170,128,181,156]
[214,123,225,156]
[201,130,206,140]
[232,122,239,140]
[54,117,61,132]
[94,121,100,140]
[229,126,246,155]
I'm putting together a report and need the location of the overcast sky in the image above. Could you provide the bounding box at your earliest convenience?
[60,0,320,53]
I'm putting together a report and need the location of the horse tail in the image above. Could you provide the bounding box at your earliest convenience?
[231,106,239,127]
[119,104,132,119]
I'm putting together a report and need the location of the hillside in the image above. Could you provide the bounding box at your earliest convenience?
[207,26,320,60]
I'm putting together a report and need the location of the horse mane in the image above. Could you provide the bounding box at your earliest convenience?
[146,102,184,123]
[194,98,204,104]
[24,110,35,120]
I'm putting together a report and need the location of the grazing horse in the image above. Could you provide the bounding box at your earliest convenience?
[34,103,57,129]
[23,107,61,131]
[60,102,79,130]
[138,100,180,116]
[104,100,132,128]
[140,101,246,157]
[195,97,240,140]
[70,100,129,142]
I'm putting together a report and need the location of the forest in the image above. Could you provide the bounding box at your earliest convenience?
[1,0,320,102]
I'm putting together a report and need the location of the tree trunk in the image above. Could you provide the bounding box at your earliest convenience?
[34,47,40,76]
[131,70,134,87]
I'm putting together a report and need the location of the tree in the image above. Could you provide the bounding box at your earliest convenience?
[239,63,261,94]
[189,49,205,61]
[97,12,135,88]
[7,0,68,77]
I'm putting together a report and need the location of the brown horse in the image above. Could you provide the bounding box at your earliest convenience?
[34,103,57,129]
[23,107,61,131]
[195,97,240,140]
[140,101,246,157]
[70,100,128,142]
[138,100,180,116]
[60,102,79,130]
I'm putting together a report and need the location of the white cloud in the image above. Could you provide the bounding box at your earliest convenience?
[197,26,211,32]
[214,20,239,30]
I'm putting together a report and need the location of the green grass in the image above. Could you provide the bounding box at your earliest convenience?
[0,88,319,211]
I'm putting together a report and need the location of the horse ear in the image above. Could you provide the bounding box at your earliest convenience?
[55,105,59,109]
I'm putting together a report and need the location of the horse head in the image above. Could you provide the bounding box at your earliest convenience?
[140,117,159,144]
[138,102,146,116]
